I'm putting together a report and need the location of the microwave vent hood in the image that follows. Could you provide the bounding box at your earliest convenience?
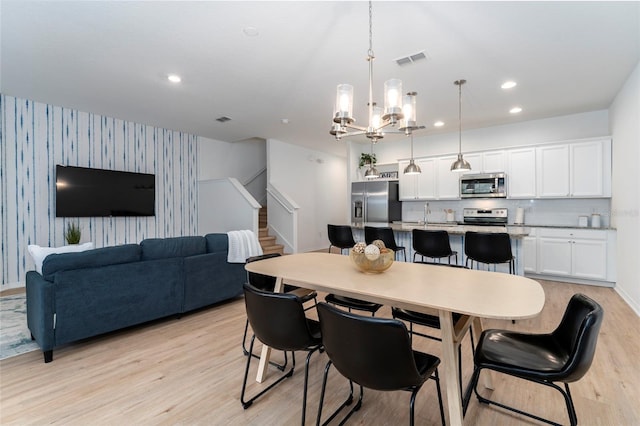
[460,172,507,199]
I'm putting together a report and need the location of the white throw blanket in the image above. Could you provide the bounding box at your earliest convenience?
[227,230,263,263]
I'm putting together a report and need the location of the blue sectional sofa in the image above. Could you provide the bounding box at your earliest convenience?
[26,234,246,363]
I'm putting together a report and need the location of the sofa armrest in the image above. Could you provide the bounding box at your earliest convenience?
[26,271,55,352]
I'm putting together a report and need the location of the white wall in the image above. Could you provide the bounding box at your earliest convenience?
[1,95,198,289]
[610,61,640,315]
[267,139,348,253]
[198,136,266,181]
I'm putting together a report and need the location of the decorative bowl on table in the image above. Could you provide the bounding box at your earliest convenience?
[349,248,394,273]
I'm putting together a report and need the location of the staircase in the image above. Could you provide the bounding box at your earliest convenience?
[259,207,285,255]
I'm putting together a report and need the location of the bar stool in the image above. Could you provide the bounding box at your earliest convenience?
[327,224,356,255]
[464,231,515,274]
[412,229,458,264]
[364,226,406,261]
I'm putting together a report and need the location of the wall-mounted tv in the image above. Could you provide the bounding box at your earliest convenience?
[56,165,155,217]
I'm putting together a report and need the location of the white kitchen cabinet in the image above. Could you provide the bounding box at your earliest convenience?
[461,150,505,174]
[537,228,608,281]
[522,228,537,274]
[570,140,611,197]
[507,148,536,198]
[436,155,460,199]
[398,158,436,200]
[537,144,570,197]
[536,139,611,198]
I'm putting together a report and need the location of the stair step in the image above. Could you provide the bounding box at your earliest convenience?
[262,244,284,255]
[259,227,269,237]
[259,236,276,245]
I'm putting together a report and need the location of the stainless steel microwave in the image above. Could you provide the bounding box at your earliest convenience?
[460,173,507,198]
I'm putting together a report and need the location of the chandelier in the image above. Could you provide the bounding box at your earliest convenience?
[330,1,423,144]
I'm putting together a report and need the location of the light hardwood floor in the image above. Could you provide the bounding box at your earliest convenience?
[1,279,638,425]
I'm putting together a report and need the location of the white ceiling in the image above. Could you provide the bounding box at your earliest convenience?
[2,1,639,157]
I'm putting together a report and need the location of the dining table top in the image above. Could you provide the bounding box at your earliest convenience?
[244,252,545,320]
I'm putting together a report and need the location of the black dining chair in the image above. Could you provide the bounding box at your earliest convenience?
[327,224,356,255]
[464,231,515,274]
[464,293,604,426]
[316,302,446,426]
[392,262,474,392]
[364,226,406,261]
[240,283,324,425]
[241,253,318,366]
[412,229,458,264]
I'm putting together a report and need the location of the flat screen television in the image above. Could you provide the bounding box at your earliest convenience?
[56,165,155,217]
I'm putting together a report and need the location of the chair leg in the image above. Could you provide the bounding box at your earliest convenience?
[469,366,576,426]
[432,369,446,426]
[301,346,323,425]
[316,361,357,426]
[242,318,288,371]
[240,336,295,409]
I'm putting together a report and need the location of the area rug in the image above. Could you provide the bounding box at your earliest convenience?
[0,294,39,360]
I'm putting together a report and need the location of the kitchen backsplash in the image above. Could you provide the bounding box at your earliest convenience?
[402,198,612,228]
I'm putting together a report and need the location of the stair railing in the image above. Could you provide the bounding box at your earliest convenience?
[265,184,299,253]
[198,178,261,235]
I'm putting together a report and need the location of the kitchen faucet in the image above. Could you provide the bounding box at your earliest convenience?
[423,202,430,225]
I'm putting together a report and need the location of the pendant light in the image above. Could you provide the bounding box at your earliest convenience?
[364,141,379,179]
[450,79,472,172]
[403,133,421,174]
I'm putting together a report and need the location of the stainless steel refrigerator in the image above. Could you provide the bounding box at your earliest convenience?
[351,181,402,224]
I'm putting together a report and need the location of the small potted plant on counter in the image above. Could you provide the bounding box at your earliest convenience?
[64,222,81,245]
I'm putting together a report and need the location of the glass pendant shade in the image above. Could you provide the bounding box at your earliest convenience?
[383,79,403,119]
[334,84,354,122]
[400,93,417,130]
[404,159,421,175]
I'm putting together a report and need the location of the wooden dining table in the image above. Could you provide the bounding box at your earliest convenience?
[244,252,545,426]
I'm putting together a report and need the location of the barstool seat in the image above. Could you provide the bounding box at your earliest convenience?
[364,226,406,261]
[327,224,356,255]
[464,231,514,274]
[412,229,458,264]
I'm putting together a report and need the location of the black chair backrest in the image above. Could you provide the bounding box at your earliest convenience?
[413,229,453,258]
[552,293,604,382]
[365,226,399,250]
[243,283,315,351]
[246,253,281,291]
[464,231,512,264]
[327,224,356,248]
[317,302,424,391]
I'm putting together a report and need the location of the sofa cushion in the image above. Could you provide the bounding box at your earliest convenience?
[140,236,206,260]
[28,242,95,274]
[204,233,229,254]
[42,244,141,281]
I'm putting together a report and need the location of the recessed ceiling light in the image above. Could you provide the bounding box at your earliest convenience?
[242,26,259,37]
[280,118,289,125]
[510,106,523,114]
[433,121,444,127]
[167,74,181,83]
[501,81,517,89]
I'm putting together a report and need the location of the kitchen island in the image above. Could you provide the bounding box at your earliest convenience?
[351,222,531,275]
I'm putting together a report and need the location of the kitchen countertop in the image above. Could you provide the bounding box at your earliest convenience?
[512,224,615,230]
[351,222,531,237]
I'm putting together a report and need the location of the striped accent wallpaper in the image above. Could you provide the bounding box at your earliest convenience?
[0,95,199,288]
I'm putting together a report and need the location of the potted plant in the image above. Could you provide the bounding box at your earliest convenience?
[359,153,377,168]
[64,222,81,245]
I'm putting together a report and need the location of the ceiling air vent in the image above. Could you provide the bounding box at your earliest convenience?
[215,116,232,123]
[394,50,428,66]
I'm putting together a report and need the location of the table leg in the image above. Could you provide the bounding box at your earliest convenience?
[255,277,284,383]
[439,309,464,426]
[471,317,493,390]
